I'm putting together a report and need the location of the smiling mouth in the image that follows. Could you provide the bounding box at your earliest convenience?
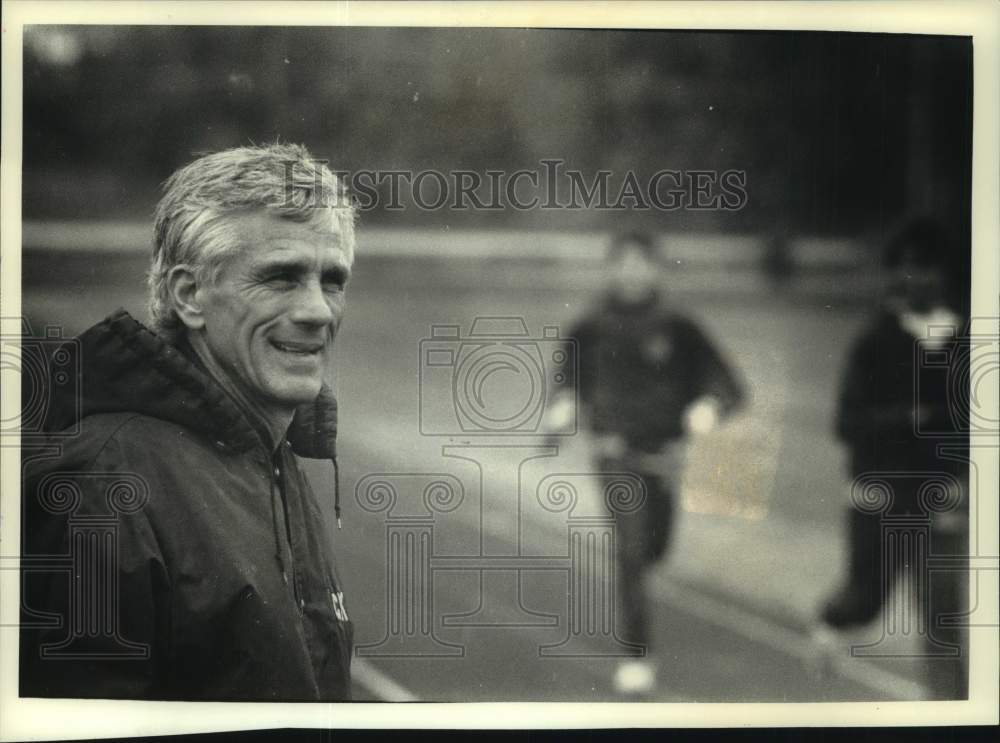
[270,340,325,356]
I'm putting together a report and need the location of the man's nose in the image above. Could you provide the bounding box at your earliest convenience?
[290,280,336,327]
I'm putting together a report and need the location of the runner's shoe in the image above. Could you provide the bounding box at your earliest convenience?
[613,658,657,697]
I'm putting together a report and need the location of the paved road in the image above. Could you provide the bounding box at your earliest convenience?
[311,431,931,703]
[20,247,950,702]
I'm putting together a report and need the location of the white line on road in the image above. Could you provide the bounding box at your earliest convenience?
[351,657,419,702]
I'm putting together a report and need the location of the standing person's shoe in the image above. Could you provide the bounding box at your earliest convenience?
[819,586,878,630]
[612,658,657,697]
[806,588,876,682]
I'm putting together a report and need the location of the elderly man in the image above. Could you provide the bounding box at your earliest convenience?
[20,144,355,701]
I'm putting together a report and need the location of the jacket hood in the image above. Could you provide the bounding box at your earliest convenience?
[42,308,338,460]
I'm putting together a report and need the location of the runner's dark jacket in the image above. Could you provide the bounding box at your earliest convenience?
[835,308,969,478]
[570,291,745,451]
[20,309,353,701]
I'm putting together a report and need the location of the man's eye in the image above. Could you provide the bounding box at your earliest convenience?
[265,274,298,287]
[322,272,348,293]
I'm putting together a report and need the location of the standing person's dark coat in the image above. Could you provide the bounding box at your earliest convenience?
[20,309,353,700]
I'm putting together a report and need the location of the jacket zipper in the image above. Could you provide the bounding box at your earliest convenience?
[271,450,305,617]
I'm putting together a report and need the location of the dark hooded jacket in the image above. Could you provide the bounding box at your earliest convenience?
[570,291,745,451]
[835,307,969,478]
[19,309,353,701]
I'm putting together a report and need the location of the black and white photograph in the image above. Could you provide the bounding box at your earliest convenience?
[1,0,998,736]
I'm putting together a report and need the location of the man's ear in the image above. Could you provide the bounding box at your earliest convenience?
[166,264,206,331]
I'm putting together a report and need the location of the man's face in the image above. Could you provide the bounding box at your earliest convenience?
[611,244,660,302]
[889,258,947,312]
[194,210,353,414]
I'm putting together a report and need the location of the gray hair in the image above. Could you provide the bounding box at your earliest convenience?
[147,143,356,340]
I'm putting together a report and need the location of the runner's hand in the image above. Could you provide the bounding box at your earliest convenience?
[541,391,575,434]
[683,396,721,435]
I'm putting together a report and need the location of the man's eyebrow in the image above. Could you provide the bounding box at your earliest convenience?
[252,256,312,274]
[252,255,352,279]
[322,265,351,284]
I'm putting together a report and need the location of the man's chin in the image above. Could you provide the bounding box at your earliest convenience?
[267,380,324,408]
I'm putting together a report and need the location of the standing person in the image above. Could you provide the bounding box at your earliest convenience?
[21,144,356,700]
[817,217,969,699]
[545,230,745,696]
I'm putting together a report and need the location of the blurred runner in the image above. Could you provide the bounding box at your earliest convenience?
[816,217,970,699]
[545,230,745,697]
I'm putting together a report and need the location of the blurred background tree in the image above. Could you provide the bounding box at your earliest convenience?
[22,26,971,250]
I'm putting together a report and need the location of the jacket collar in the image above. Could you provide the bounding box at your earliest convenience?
[46,309,338,459]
